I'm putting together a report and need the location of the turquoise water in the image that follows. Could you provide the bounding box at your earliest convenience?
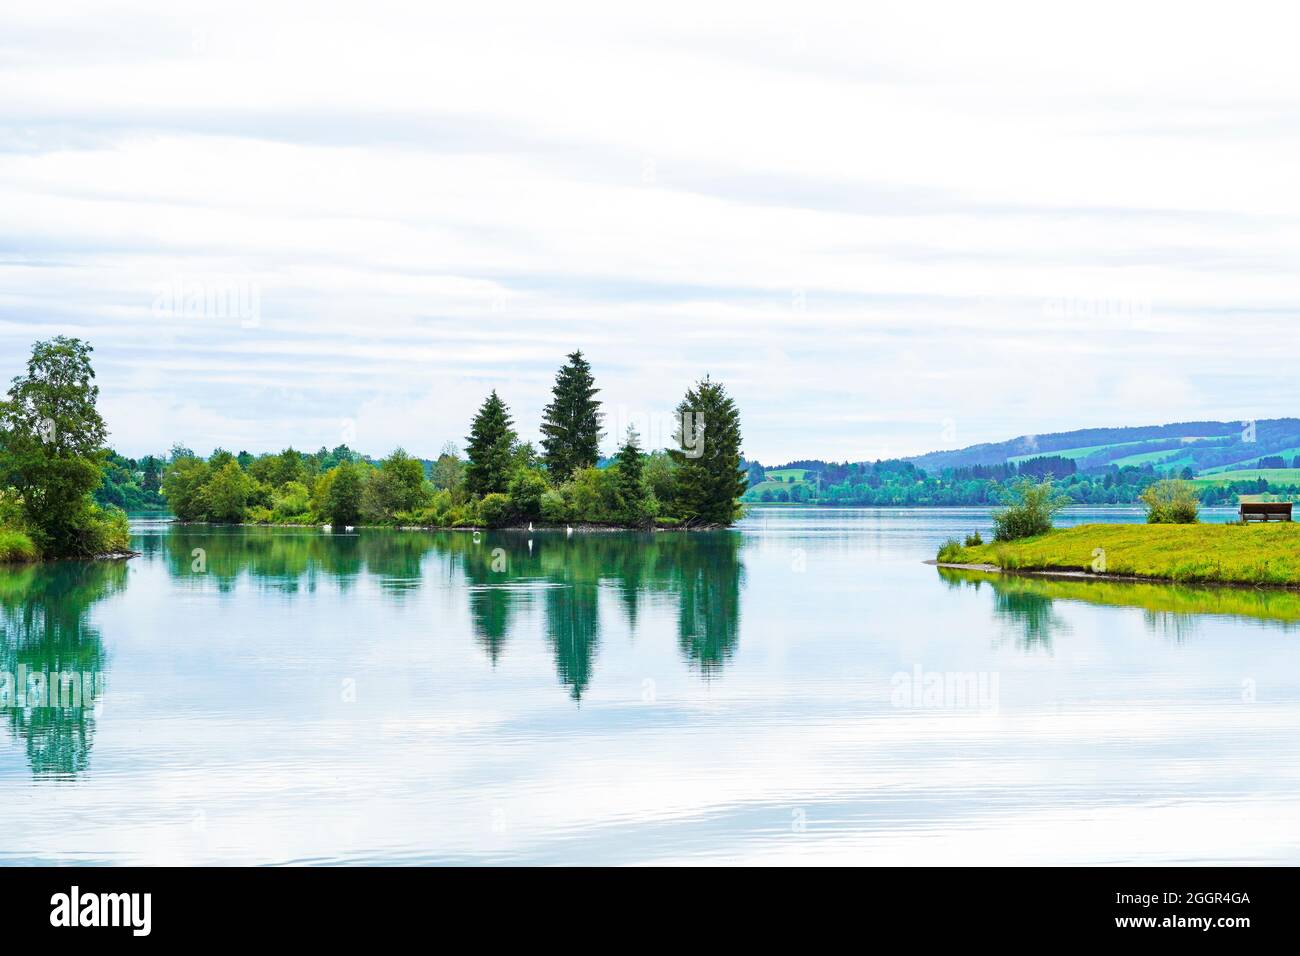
[1,505,1297,865]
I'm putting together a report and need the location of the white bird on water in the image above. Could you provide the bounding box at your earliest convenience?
[566,525,573,536]
[528,522,533,532]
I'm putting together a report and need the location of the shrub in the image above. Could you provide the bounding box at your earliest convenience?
[561,467,619,522]
[272,480,311,519]
[992,479,1070,541]
[61,503,130,556]
[0,529,38,562]
[478,492,512,528]
[1140,479,1200,524]
[626,493,660,528]
[937,537,963,562]
[508,469,549,520]
[246,506,274,524]
[964,531,984,547]
[654,516,682,527]
[540,490,568,523]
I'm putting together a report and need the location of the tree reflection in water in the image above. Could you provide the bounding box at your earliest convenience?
[161,526,746,702]
[0,561,125,776]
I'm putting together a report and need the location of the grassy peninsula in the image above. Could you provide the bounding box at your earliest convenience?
[934,477,1300,587]
[938,522,1300,587]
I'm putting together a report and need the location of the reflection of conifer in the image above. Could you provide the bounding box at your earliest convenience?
[669,533,744,673]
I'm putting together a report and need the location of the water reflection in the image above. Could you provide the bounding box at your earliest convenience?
[939,566,1300,646]
[0,561,124,776]
[159,527,746,701]
[440,531,743,698]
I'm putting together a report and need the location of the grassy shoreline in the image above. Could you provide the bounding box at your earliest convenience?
[935,522,1300,587]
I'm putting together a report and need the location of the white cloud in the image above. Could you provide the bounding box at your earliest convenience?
[4,0,1300,462]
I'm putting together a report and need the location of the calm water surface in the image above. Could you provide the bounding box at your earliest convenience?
[2,505,1298,865]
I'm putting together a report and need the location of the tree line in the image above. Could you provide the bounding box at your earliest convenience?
[159,350,747,529]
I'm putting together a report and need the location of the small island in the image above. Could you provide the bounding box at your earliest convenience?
[0,341,750,564]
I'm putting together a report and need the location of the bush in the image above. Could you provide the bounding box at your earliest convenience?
[478,493,512,528]
[1140,479,1200,524]
[561,467,619,522]
[964,530,984,547]
[937,537,963,562]
[626,493,660,528]
[654,516,682,527]
[0,529,38,562]
[65,503,130,556]
[272,480,311,519]
[992,479,1070,541]
[540,490,568,523]
[508,469,549,520]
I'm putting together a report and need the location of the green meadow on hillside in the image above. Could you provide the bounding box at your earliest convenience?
[1191,469,1300,487]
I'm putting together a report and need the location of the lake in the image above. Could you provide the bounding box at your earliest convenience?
[2,505,1298,865]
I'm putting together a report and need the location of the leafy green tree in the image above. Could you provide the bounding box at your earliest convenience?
[361,448,427,521]
[161,456,211,521]
[465,391,517,496]
[668,376,746,526]
[431,442,465,496]
[272,480,311,518]
[0,337,115,555]
[992,479,1071,540]
[269,448,307,487]
[199,460,255,523]
[323,461,365,526]
[508,468,549,520]
[643,450,678,510]
[540,351,602,481]
[560,466,620,522]
[208,448,236,470]
[478,492,512,528]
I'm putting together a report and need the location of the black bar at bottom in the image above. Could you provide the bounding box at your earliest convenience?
[0,866,1288,942]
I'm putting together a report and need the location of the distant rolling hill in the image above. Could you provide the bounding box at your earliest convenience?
[905,418,1300,477]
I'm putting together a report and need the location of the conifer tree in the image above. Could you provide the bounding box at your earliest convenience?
[540,351,602,481]
[465,390,517,496]
[615,425,646,516]
[668,376,746,526]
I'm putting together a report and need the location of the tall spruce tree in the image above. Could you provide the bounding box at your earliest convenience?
[540,351,602,481]
[465,390,517,496]
[615,425,646,516]
[668,376,746,526]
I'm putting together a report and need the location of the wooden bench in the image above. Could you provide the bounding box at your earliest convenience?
[1240,501,1293,523]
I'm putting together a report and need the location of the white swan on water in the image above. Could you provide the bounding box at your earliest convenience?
[566,525,573,536]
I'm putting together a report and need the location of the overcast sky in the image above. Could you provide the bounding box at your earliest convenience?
[4,0,1300,463]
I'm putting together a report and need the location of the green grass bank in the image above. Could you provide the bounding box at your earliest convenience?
[937,522,1300,586]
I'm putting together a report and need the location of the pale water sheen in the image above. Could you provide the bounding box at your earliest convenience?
[1,506,1298,865]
